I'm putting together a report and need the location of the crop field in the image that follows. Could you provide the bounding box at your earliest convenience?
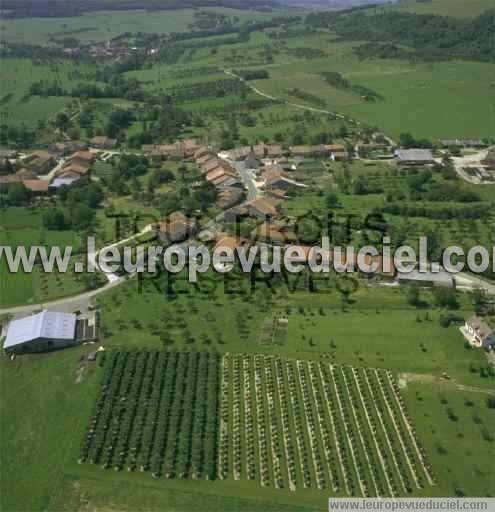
[220,354,436,496]
[80,350,435,497]
[80,351,219,478]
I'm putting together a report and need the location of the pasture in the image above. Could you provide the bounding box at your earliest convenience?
[120,24,495,140]
[247,51,495,140]
[0,8,283,46]
[0,58,96,128]
[94,272,494,390]
[0,208,88,306]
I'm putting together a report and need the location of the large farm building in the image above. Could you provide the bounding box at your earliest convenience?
[2,310,95,354]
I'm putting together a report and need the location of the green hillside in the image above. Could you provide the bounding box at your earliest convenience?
[385,0,495,18]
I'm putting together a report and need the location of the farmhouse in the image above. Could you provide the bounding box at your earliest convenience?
[244,152,262,170]
[330,149,349,161]
[395,149,435,166]
[201,158,224,175]
[461,316,495,349]
[90,136,117,149]
[250,221,297,245]
[263,144,284,158]
[154,211,197,243]
[180,138,202,157]
[215,175,241,188]
[3,310,79,354]
[50,141,87,156]
[15,168,38,179]
[264,173,306,192]
[56,162,90,179]
[193,146,211,160]
[196,153,217,166]
[65,150,94,167]
[22,179,50,195]
[213,235,252,253]
[205,167,234,183]
[22,150,57,174]
[290,145,327,157]
[325,144,345,153]
[266,188,287,200]
[216,188,244,209]
[246,197,280,219]
[226,146,252,161]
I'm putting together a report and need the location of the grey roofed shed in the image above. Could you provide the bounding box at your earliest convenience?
[4,310,77,350]
[396,149,435,163]
[397,270,454,288]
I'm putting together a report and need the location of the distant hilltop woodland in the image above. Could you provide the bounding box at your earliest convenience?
[1,0,283,18]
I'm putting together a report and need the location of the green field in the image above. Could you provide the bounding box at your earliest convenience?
[1,5,495,512]
[2,281,494,512]
[383,0,495,18]
[245,50,495,140]
[0,8,282,45]
[117,25,495,140]
[0,58,96,128]
[0,208,92,307]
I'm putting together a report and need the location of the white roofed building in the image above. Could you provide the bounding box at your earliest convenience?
[3,310,78,354]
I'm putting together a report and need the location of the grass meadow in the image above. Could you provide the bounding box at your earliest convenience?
[0,58,96,127]
[0,208,88,307]
[1,278,494,511]
[0,8,282,45]
[247,50,495,140]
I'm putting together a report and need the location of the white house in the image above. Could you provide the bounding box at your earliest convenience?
[461,316,495,348]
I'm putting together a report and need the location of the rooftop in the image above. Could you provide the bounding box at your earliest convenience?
[397,269,453,285]
[4,310,77,349]
[396,149,435,162]
[466,315,493,339]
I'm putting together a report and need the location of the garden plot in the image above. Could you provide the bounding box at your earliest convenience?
[80,350,435,497]
[79,350,219,480]
[219,354,435,496]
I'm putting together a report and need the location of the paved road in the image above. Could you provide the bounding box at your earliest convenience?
[0,226,152,317]
[0,277,128,317]
[39,157,66,181]
[232,160,259,200]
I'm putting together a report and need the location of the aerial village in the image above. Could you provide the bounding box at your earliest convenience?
[1,133,495,355]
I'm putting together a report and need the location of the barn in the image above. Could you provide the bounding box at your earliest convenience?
[3,310,79,354]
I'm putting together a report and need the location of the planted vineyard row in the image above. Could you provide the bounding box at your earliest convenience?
[80,350,434,494]
[79,350,220,480]
[218,355,435,495]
